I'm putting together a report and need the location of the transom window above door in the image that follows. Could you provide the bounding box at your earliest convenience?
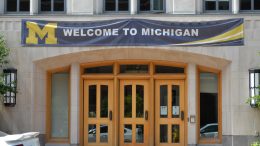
[82,61,186,75]
[105,0,129,12]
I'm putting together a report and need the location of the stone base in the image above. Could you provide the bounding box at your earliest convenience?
[40,134,260,146]
[189,135,260,146]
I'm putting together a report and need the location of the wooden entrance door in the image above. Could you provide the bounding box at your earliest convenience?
[119,80,150,146]
[84,80,114,146]
[155,80,185,146]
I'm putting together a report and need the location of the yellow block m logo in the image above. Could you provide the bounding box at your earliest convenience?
[26,22,58,44]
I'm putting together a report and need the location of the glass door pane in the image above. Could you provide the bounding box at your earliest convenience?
[124,85,132,118]
[89,85,97,118]
[136,85,144,118]
[160,85,168,118]
[172,85,180,118]
[100,85,108,118]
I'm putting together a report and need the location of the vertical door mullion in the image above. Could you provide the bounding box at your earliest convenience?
[132,84,136,144]
[181,81,185,145]
[168,83,172,144]
[97,83,101,143]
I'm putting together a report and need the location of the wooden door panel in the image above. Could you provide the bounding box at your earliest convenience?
[155,80,185,146]
[120,80,149,146]
[84,80,114,146]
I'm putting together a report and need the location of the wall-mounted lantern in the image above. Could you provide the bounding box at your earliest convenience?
[249,68,260,108]
[3,68,17,107]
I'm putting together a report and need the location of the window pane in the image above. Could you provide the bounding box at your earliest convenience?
[136,125,144,143]
[89,85,97,118]
[100,85,108,118]
[20,0,30,11]
[54,0,64,11]
[124,85,132,118]
[7,0,17,12]
[84,66,113,74]
[219,1,229,10]
[200,72,218,139]
[120,65,149,73]
[153,0,163,10]
[240,0,251,10]
[205,1,216,10]
[105,0,116,11]
[124,125,132,143]
[88,124,96,142]
[172,125,180,143]
[119,0,129,11]
[160,125,168,143]
[136,85,144,118]
[254,0,260,10]
[155,65,184,74]
[41,0,51,11]
[140,0,151,11]
[160,85,168,118]
[172,85,180,118]
[100,125,108,143]
[51,72,69,138]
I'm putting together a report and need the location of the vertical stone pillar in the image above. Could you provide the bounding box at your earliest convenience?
[0,0,4,14]
[96,0,103,14]
[70,63,80,144]
[233,0,239,14]
[187,64,197,144]
[30,0,38,15]
[165,0,172,13]
[131,0,137,14]
[196,0,203,14]
[67,0,73,14]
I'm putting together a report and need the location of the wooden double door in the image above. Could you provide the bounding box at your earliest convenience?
[84,79,185,146]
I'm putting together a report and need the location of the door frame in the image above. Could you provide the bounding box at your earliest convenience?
[79,60,188,146]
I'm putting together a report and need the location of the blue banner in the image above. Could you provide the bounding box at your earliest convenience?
[21,18,244,46]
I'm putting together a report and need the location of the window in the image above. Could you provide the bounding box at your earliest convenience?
[40,0,65,12]
[155,65,184,74]
[84,65,113,74]
[139,0,165,12]
[240,0,260,11]
[197,66,222,144]
[6,0,30,12]
[46,67,70,143]
[120,65,149,73]
[204,0,230,12]
[105,0,129,12]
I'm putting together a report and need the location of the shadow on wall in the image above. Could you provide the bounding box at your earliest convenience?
[0,110,11,134]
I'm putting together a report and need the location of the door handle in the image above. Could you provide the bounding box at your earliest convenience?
[145,110,148,120]
[181,111,184,121]
[109,111,112,121]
